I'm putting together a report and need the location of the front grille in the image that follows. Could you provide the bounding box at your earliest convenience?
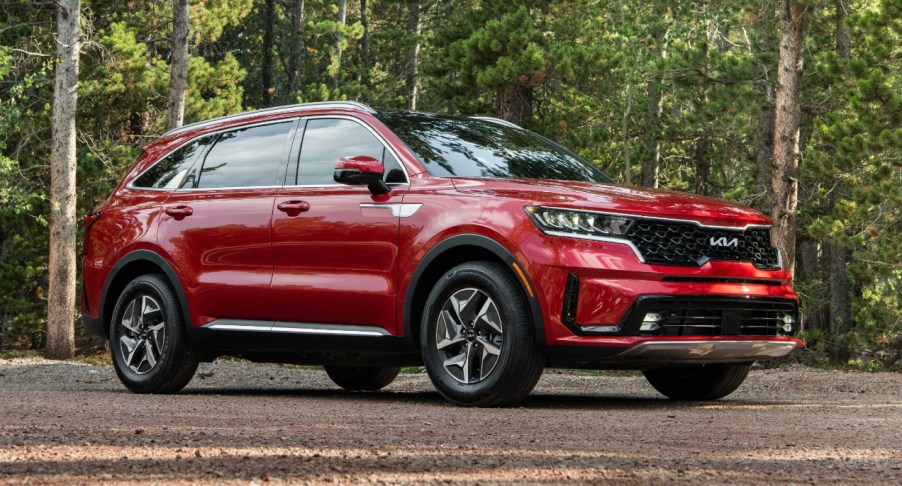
[621,296,798,337]
[624,220,781,269]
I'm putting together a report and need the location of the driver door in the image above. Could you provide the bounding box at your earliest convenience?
[269,117,409,334]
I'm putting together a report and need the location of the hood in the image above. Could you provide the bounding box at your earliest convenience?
[451,178,771,228]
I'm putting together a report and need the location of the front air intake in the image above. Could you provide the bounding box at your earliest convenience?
[562,273,580,326]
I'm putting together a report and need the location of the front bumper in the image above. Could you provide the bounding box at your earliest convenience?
[612,338,800,362]
[547,336,804,368]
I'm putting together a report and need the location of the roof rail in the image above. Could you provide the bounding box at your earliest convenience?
[163,101,377,137]
[469,116,522,129]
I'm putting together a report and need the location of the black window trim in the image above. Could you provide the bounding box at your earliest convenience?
[286,114,411,188]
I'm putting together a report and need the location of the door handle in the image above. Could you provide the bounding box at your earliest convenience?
[165,205,193,219]
[277,200,310,215]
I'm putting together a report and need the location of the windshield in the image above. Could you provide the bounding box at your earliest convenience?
[376,112,613,183]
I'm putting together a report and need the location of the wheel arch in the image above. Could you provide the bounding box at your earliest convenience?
[99,249,191,337]
[403,234,545,349]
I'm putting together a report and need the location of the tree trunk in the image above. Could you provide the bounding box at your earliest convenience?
[835,0,851,59]
[693,135,712,196]
[46,0,81,360]
[770,0,805,276]
[641,26,665,188]
[288,0,306,98]
[753,106,775,211]
[498,83,533,127]
[330,0,347,90]
[405,0,422,110]
[262,0,275,105]
[828,0,853,364]
[165,0,189,131]
[360,0,371,87]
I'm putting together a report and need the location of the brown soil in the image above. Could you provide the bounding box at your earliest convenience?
[1,359,900,485]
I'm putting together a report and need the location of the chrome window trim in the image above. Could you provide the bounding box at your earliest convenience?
[162,101,376,137]
[285,114,411,188]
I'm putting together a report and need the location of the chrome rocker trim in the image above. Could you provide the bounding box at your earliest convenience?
[204,319,391,337]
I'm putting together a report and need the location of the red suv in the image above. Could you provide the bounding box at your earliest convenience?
[81,101,802,406]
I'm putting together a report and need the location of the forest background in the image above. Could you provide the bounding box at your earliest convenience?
[0,0,899,369]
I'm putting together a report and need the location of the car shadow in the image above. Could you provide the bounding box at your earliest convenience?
[173,386,791,410]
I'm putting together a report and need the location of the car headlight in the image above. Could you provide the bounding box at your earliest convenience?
[525,206,634,237]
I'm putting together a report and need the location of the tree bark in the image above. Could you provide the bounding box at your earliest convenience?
[288,0,306,98]
[330,0,347,90]
[498,83,533,128]
[360,0,371,87]
[753,106,775,211]
[46,0,81,360]
[770,0,805,276]
[693,135,712,196]
[828,0,853,363]
[405,0,422,110]
[165,0,189,131]
[262,0,275,105]
[641,24,665,188]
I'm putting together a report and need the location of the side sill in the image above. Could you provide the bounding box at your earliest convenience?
[203,319,392,337]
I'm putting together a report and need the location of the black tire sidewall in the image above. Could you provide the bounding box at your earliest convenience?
[420,262,533,404]
[109,274,188,392]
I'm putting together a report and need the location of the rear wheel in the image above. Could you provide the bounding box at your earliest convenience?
[109,274,198,393]
[324,365,401,391]
[420,261,544,407]
[643,363,751,400]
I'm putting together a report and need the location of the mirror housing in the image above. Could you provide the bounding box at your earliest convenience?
[333,155,390,195]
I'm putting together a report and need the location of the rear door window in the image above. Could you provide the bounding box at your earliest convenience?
[132,135,213,189]
[195,121,295,189]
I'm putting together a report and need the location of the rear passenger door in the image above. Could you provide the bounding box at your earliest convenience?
[270,117,409,334]
[158,119,299,326]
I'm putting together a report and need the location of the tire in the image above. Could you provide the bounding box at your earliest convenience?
[643,363,752,401]
[109,274,199,393]
[420,261,545,407]
[324,365,402,391]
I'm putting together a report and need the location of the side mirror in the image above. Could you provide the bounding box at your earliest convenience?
[333,155,390,195]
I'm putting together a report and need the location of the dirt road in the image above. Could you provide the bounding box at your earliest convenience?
[1,358,900,485]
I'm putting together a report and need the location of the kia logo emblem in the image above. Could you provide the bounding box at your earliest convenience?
[710,236,739,248]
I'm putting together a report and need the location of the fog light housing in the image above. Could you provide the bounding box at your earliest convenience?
[782,314,794,333]
[640,312,663,332]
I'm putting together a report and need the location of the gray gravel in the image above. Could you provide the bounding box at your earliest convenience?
[1,358,901,485]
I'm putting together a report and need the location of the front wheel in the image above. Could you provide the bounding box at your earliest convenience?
[643,363,751,400]
[420,261,544,407]
[324,365,401,391]
[109,274,199,393]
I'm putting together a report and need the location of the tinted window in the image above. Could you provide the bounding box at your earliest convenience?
[133,136,212,189]
[196,121,293,189]
[296,118,405,185]
[377,112,612,183]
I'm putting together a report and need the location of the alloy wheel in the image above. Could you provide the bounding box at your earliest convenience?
[117,294,166,375]
[434,288,504,384]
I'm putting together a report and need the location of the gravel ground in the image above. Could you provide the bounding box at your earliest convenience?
[1,358,900,485]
